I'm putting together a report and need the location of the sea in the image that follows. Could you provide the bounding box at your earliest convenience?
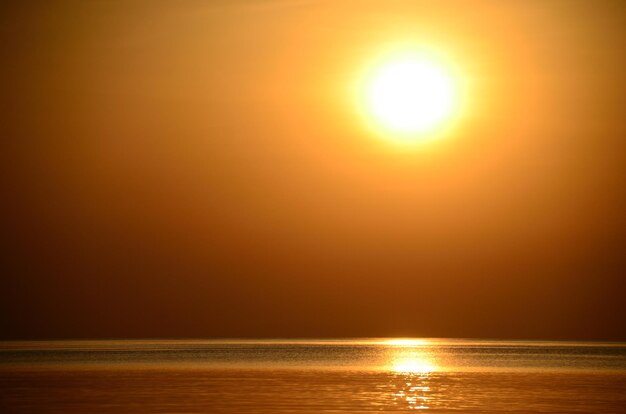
[1,339,625,413]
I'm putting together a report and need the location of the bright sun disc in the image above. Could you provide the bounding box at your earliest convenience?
[364,53,459,140]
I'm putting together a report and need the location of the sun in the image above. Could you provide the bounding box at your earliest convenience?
[358,49,461,142]
[368,58,454,133]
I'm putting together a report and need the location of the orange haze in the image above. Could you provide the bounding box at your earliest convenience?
[1,1,625,340]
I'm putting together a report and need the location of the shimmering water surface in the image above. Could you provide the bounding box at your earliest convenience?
[1,339,625,412]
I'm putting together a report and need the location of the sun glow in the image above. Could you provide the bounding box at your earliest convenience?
[358,47,462,143]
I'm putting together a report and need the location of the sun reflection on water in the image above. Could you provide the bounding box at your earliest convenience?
[387,342,438,410]
[384,338,430,347]
[392,358,436,374]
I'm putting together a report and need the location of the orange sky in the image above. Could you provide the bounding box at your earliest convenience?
[1,1,625,340]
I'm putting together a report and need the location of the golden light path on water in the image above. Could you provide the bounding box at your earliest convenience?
[384,339,438,410]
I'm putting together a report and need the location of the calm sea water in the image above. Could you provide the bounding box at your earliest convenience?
[1,339,625,413]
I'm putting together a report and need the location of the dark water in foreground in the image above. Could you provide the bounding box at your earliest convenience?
[1,339,625,413]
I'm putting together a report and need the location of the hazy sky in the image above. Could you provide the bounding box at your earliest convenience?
[1,1,625,340]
